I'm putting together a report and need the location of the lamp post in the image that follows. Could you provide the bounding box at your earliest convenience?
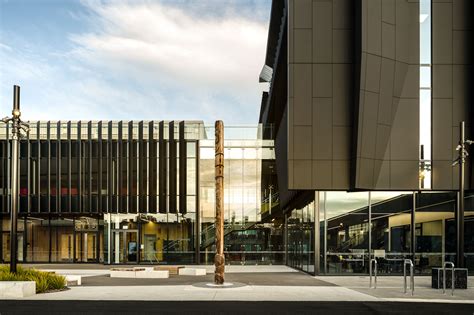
[452,121,472,268]
[1,85,29,273]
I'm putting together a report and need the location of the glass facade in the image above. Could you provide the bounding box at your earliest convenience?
[287,200,315,273]
[286,191,474,275]
[3,120,472,273]
[199,126,283,265]
[0,121,283,264]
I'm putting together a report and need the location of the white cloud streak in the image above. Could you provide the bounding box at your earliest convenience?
[71,1,268,119]
[0,1,269,124]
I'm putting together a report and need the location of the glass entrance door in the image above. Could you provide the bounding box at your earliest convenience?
[75,232,98,262]
[112,230,138,264]
[2,232,24,262]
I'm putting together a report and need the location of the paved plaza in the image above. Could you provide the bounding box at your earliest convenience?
[5,265,474,303]
[0,265,473,314]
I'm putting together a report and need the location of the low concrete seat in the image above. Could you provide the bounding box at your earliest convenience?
[0,281,36,298]
[110,268,137,278]
[154,266,184,275]
[65,275,82,286]
[135,270,169,278]
[110,267,169,278]
[179,268,207,276]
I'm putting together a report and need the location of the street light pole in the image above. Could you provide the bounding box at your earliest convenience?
[1,85,28,273]
[453,121,473,268]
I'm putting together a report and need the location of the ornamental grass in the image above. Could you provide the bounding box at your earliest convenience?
[0,265,66,293]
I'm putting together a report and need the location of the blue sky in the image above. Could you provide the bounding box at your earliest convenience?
[0,0,271,124]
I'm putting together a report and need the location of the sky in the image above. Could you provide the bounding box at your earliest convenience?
[0,0,271,124]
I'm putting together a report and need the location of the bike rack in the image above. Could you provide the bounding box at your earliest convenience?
[369,258,377,289]
[442,261,455,296]
[403,259,414,295]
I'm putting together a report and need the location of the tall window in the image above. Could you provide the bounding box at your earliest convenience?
[419,0,431,189]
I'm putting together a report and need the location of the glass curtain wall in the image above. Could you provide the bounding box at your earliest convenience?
[106,212,196,264]
[26,217,49,262]
[287,200,315,273]
[50,217,75,262]
[1,217,25,262]
[322,192,368,274]
[293,191,474,275]
[369,192,411,274]
[199,125,283,265]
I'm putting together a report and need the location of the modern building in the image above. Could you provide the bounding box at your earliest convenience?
[259,0,474,274]
[0,121,282,264]
[1,0,473,278]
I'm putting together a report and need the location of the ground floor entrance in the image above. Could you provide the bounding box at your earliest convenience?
[111,230,138,264]
[0,214,103,263]
[286,191,474,275]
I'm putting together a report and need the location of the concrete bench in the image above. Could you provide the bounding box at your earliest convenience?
[110,267,142,278]
[135,270,169,278]
[179,268,207,276]
[0,281,36,298]
[154,266,184,275]
[110,267,169,279]
[65,275,82,286]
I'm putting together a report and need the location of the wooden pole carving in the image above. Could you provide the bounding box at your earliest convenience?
[214,120,225,284]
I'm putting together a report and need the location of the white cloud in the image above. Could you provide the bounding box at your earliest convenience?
[71,1,268,109]
[0,1,270,124]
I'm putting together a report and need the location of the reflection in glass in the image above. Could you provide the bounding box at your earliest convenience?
[419,0,431,189]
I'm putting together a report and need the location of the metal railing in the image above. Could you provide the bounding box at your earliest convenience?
[369,258,378,288]
[443,262,455,296]
[403,259,414,295]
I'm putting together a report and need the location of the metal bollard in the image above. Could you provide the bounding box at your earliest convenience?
[369,259,378,289]
[443,262,455,296]
[403,259,414,296]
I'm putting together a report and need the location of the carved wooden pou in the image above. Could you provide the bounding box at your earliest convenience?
[214,120,225,284]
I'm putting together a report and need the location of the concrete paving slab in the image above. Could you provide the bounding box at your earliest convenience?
[28,264,297,273]
[314,276,474,302]
[20,285,379,302]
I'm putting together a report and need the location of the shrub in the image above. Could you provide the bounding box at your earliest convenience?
[0,265,66,293]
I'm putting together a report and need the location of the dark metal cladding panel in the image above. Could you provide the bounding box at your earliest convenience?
[5,126,11,214]
[118,121,126,213]
[77,121,82,213]
[34,122,41,213]
[288,0,353,190]
[128,121,136,213]
[179,121,187,214]
[108,121,116,213]
[26,136,31,214]
[0,138,5,213]
[354,0,419,190]
[88,121,93,213]
[158,121,167,213]
[276,107,297,211]
[46,122,50,213]
[98,121,103,213]
[169,121,177,213]
[148,121,157,213]
[18,136,29,214]
[67,121,72,213]
[195,139,200,262]
[138,121,147,213]
[431,0,474,190]
[56,121,60,213]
